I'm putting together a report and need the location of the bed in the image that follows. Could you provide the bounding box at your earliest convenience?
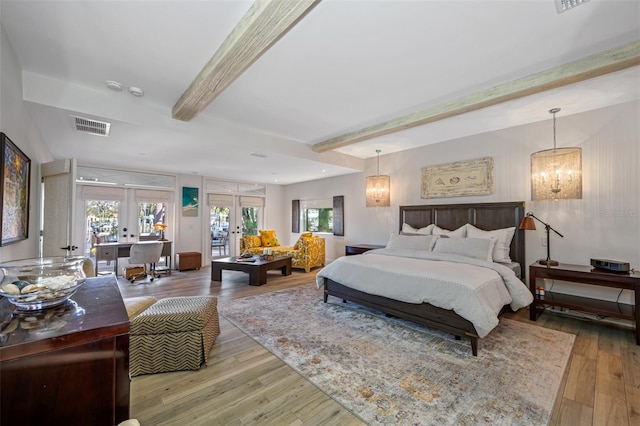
[316,201,532,356]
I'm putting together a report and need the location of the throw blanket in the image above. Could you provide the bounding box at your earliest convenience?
[316,249,533,338]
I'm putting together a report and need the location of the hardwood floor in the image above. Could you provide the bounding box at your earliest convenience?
[117,266,640,426]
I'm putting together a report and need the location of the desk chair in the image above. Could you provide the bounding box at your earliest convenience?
[128,241,164,283]
[211,232,228,256]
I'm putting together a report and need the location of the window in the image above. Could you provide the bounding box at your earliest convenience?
[301,199,333,233]
[138,202,166,238]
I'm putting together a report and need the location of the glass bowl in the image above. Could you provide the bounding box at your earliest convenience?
[0,256,87,311]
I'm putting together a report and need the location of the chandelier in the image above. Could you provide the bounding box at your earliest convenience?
[531,108,582,201]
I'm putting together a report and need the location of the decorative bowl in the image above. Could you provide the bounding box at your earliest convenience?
[0,256,87,311]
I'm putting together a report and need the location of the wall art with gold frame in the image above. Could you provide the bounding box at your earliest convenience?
[421,157,494,199]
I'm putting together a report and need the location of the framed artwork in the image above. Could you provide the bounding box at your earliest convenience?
[182,186,199,217]
[421,157,494,199]
[333,195,344,236]
[292,199,300,233]
[1,132,31,246]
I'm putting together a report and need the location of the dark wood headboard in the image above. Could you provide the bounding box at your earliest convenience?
[399,201,526,274]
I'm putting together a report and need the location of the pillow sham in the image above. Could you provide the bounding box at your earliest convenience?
[432,224,468,238]
[401,223,434,235]
[386,233,439,251]
[466,225,515,263]
[432,236,496,262]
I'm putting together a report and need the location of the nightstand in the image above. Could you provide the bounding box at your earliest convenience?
[528,262,640,345]
[345,244,384,256]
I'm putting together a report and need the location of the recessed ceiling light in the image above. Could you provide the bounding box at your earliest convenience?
[106,80,123,91]
[128,86,144,97]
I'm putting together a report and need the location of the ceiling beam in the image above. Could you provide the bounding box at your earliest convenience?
[312,41,640,153]
[173,0,320,122]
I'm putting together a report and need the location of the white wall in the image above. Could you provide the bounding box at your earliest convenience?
[0,23,53,262]
[284,101,640,303]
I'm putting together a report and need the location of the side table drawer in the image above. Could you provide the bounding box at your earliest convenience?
[97,248,117,260]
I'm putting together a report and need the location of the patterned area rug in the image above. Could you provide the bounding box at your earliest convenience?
[219,286,575,425]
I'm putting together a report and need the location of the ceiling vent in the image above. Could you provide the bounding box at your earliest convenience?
[70,115,111,136]
[555,0,589,13]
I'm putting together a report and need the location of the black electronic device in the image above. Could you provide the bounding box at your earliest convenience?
[590,258,630,273]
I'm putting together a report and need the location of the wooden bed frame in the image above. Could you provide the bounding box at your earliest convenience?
[322,201,526,356]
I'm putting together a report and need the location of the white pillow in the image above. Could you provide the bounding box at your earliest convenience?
[432,224,468,238]
[466,225,515,263]
[432,237,496,262]
[401,223,434,235]
[386,233,439,251]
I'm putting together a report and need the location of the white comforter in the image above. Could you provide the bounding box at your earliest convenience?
[315,248,533,338]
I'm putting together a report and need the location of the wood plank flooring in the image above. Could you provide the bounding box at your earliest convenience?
[117,266,640,425]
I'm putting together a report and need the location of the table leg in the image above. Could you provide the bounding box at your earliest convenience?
[211,265,222,281]
[635,283,640,345]
[249,268,266,286]
[281,264,291,276]
[529,267,538,321]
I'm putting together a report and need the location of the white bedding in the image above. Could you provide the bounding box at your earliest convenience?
[315,248,533,338]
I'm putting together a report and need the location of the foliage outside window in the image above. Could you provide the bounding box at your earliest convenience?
[301,199,333,233]
[242,207,259,236]
[87,201,119,242]
[138,202,166,237]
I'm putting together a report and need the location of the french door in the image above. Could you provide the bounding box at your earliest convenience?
[75,187,173,272]
[207,194,264,260]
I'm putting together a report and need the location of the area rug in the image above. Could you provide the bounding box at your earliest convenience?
[219,286,575,425]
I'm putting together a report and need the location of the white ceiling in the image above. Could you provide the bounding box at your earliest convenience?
[1,0,639,185]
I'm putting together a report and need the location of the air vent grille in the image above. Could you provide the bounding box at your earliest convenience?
[70,115,111,136]
[555,0,589,14]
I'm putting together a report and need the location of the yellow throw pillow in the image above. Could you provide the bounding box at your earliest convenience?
[260,230,280,247]
[243,235,262,249]
[301,232,312,238]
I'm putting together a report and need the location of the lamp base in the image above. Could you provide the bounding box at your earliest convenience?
[537,258,559,266]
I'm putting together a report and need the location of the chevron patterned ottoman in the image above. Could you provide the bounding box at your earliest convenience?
[129,296,220,377]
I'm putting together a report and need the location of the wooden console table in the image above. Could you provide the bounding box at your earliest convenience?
[0,276,130,425]
[528,262,639,345]
[95,240,172,276]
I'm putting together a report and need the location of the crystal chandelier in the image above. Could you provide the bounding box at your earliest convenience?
[531,108,582,201]
[366,150,390,207]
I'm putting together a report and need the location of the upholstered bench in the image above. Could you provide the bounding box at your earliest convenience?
[127,296,220,377]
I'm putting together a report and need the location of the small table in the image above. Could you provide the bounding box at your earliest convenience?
[528,262,640,345]
[211,256,292,286]
[345,244,385,256]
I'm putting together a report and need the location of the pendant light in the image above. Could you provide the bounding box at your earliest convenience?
[366,150,390,207]
[531,108,582,201]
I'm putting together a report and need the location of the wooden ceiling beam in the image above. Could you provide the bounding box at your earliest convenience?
[312,41,640,153]
[173,0,320,122]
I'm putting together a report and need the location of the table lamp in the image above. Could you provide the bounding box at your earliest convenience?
[518,211,563,266]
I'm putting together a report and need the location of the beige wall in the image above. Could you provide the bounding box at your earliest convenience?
[284,100,640,303]
[0,23,53,262]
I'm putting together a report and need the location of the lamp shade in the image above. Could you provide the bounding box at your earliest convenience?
[365,175,390,207]
[518,216,536,230]
[531,147,582,201]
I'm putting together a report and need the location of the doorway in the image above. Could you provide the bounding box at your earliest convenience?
[206,194,264,259]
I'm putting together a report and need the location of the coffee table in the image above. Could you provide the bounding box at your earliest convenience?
[211,256,292,286]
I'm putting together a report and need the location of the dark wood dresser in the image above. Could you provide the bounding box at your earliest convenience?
[0,276,130,425]
[345,244,385,256]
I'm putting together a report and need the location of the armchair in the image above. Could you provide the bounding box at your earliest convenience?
[240,231,325,272]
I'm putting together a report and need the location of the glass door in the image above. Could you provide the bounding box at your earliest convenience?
[210,205,231,259]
